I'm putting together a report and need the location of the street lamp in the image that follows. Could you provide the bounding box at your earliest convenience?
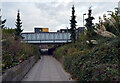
[118,1,120,16]
[83,13,86,27]
[66,26,68,43]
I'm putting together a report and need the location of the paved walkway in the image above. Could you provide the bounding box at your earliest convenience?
[22,56,71,81]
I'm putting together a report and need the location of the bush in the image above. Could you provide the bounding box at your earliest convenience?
[2,29,41,72]
[54,37,119,81]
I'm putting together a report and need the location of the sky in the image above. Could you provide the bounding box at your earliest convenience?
[0,0,119,32]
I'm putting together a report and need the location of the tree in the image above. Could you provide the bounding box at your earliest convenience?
[15,10,23,38]
[1,19,6,29]
[104,8,120,36]
[95,8,120,37]
[70,5,77,43]
[0,9,6,29]
[85,7,95,46]
[94,16,116,38]
[85,7,95,38]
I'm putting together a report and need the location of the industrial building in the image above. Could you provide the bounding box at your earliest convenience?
[57,29,68,33]
[34,27,49,33]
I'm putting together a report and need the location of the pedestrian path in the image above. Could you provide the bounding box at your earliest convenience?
[22,56,71,81]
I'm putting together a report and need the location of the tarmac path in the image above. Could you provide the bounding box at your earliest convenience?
[22,55,71,81]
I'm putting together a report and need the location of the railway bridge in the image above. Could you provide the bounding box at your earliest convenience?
[21,32,71,44]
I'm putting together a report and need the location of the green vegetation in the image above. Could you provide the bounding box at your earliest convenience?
[15,10,23,39]
[54,7,120,81]
[1,19,6,29]
[95,8,120,37]
[0,9,6,29]
[1,10,41,73]
[85,7,96,47]
[2,28,40,73]
[69,5,77,43]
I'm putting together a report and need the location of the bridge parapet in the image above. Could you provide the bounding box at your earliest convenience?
[21,32,71,44]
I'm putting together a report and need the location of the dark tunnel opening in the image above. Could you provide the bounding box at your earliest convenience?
[39,45,61,55]
[40,48,55,55]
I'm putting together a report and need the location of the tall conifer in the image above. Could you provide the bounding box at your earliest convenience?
[15,10,23,38]
[70,5,77,43]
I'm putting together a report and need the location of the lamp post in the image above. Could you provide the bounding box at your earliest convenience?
[66,27,68,43]
[83,13,86,27]
[0,9,2,29]
[118,1,120,16]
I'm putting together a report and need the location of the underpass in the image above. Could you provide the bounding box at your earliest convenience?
[21,31,72,81]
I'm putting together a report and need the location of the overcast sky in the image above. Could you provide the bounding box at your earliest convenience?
[1,0,119,32]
